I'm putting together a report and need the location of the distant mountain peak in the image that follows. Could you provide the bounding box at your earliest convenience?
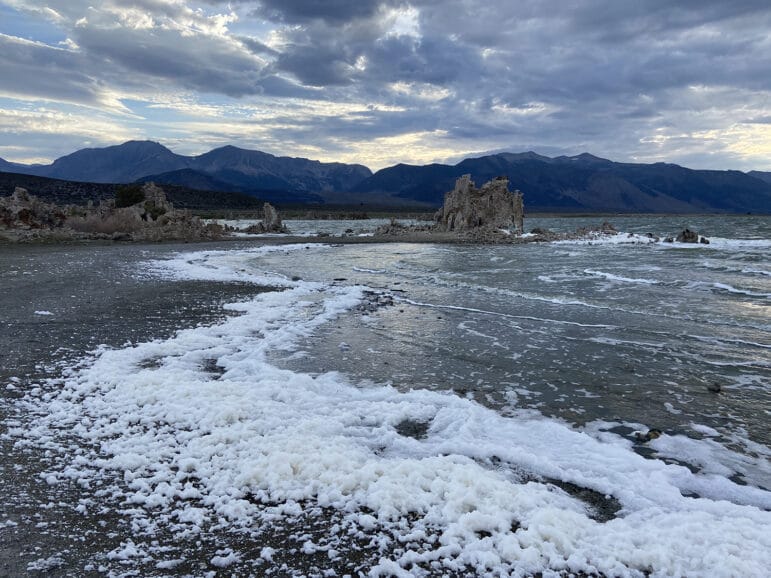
[555,152,611,163]
[209,144,246,152]
[500,151,553,162]
[97,140,171,153]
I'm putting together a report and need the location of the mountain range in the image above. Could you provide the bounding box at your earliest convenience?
[2,141,771,213]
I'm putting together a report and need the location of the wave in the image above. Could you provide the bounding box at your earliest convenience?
[696,237,771,250]
[554,232,659,245]
[688,281,771,300]
[352,266,387,274]
[554,232,771,253]
[699,260,771,277]
[398,297,617,329]
[688,334,771,350]
[584,268,659,285]
[12,246,771,576]
[743,267,771,277]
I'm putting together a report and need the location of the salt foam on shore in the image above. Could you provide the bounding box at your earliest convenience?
[15,244,771,576]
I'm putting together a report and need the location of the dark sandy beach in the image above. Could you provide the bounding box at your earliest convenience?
[0,241,274,576]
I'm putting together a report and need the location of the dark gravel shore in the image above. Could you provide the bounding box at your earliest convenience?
[0,241,274,577]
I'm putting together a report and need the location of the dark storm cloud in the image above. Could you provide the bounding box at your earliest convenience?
[367,35,483,86]
[275,43,356,86]
[251,0,395,24]
[561,0,771,41]
[0,34,112,107]
[72,26,267,98]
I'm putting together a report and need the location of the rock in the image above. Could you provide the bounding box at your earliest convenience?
[242,202,287,234]
[394,418,430,440]
[435,175,524,234]
[374,218,432,236]
[0,187,68,231]
[634,428,663,442]
[528,228,555,241]
[676,228,699,243]
[0,183,223,242]
[600,221,617,234]
[674,228,709,244]
[261,202,285,232]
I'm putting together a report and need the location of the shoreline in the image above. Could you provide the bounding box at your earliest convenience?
[0,241,281,576]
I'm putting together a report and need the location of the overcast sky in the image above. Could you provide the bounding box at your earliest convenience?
[1,0,770,171]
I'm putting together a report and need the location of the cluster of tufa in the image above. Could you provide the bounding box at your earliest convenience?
[0,183,223,242]
[435,174,524,234]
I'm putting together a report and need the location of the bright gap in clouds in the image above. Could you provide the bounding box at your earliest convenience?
[0,4,66,44]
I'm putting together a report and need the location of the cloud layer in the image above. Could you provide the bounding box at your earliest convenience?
[1,0,770,170]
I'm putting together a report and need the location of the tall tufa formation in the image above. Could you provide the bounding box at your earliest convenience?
[435,175,524,234]
[243,202,288,234]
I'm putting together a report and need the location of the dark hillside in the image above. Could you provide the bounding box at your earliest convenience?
[0,172,265,211]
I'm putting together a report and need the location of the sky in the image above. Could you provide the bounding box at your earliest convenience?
[1,0,770,171]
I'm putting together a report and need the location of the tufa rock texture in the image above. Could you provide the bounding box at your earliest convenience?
[435,175,524,234]
[0,183,223,243]
[261,202,285,233]
[0,187,68,231]
[373,175,526,243]
[668,228,709,244]
[242,202,288,234]
[676,228,699,243]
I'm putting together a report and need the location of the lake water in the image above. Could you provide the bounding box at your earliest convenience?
[4,215,770,576]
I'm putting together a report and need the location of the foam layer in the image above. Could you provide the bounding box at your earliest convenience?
[14,245,771,576]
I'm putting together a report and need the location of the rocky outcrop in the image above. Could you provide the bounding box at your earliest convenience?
[242,203,288,234]
[668,228,709,244]
[435,175,524,234]
[372,175,526,243]
[262,203,285,232]
[0,183,223,242]
[529,221,622,243]
[374,218,432,236]
[676,228,698,243]
[0,187,68,231]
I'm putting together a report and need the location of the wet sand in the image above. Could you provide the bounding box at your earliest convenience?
[0,242,275,576]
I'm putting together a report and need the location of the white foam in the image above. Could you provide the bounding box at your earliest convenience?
[695,237,771,250]
[743,267,771,277]
[650,434,771,490]
[352,266,387,274]
[143,244,330,286]
[584,269,658,285]
[687,281,771,299]
[15,246,771,576]
[555,232,771,252]
[554,232,659,245]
